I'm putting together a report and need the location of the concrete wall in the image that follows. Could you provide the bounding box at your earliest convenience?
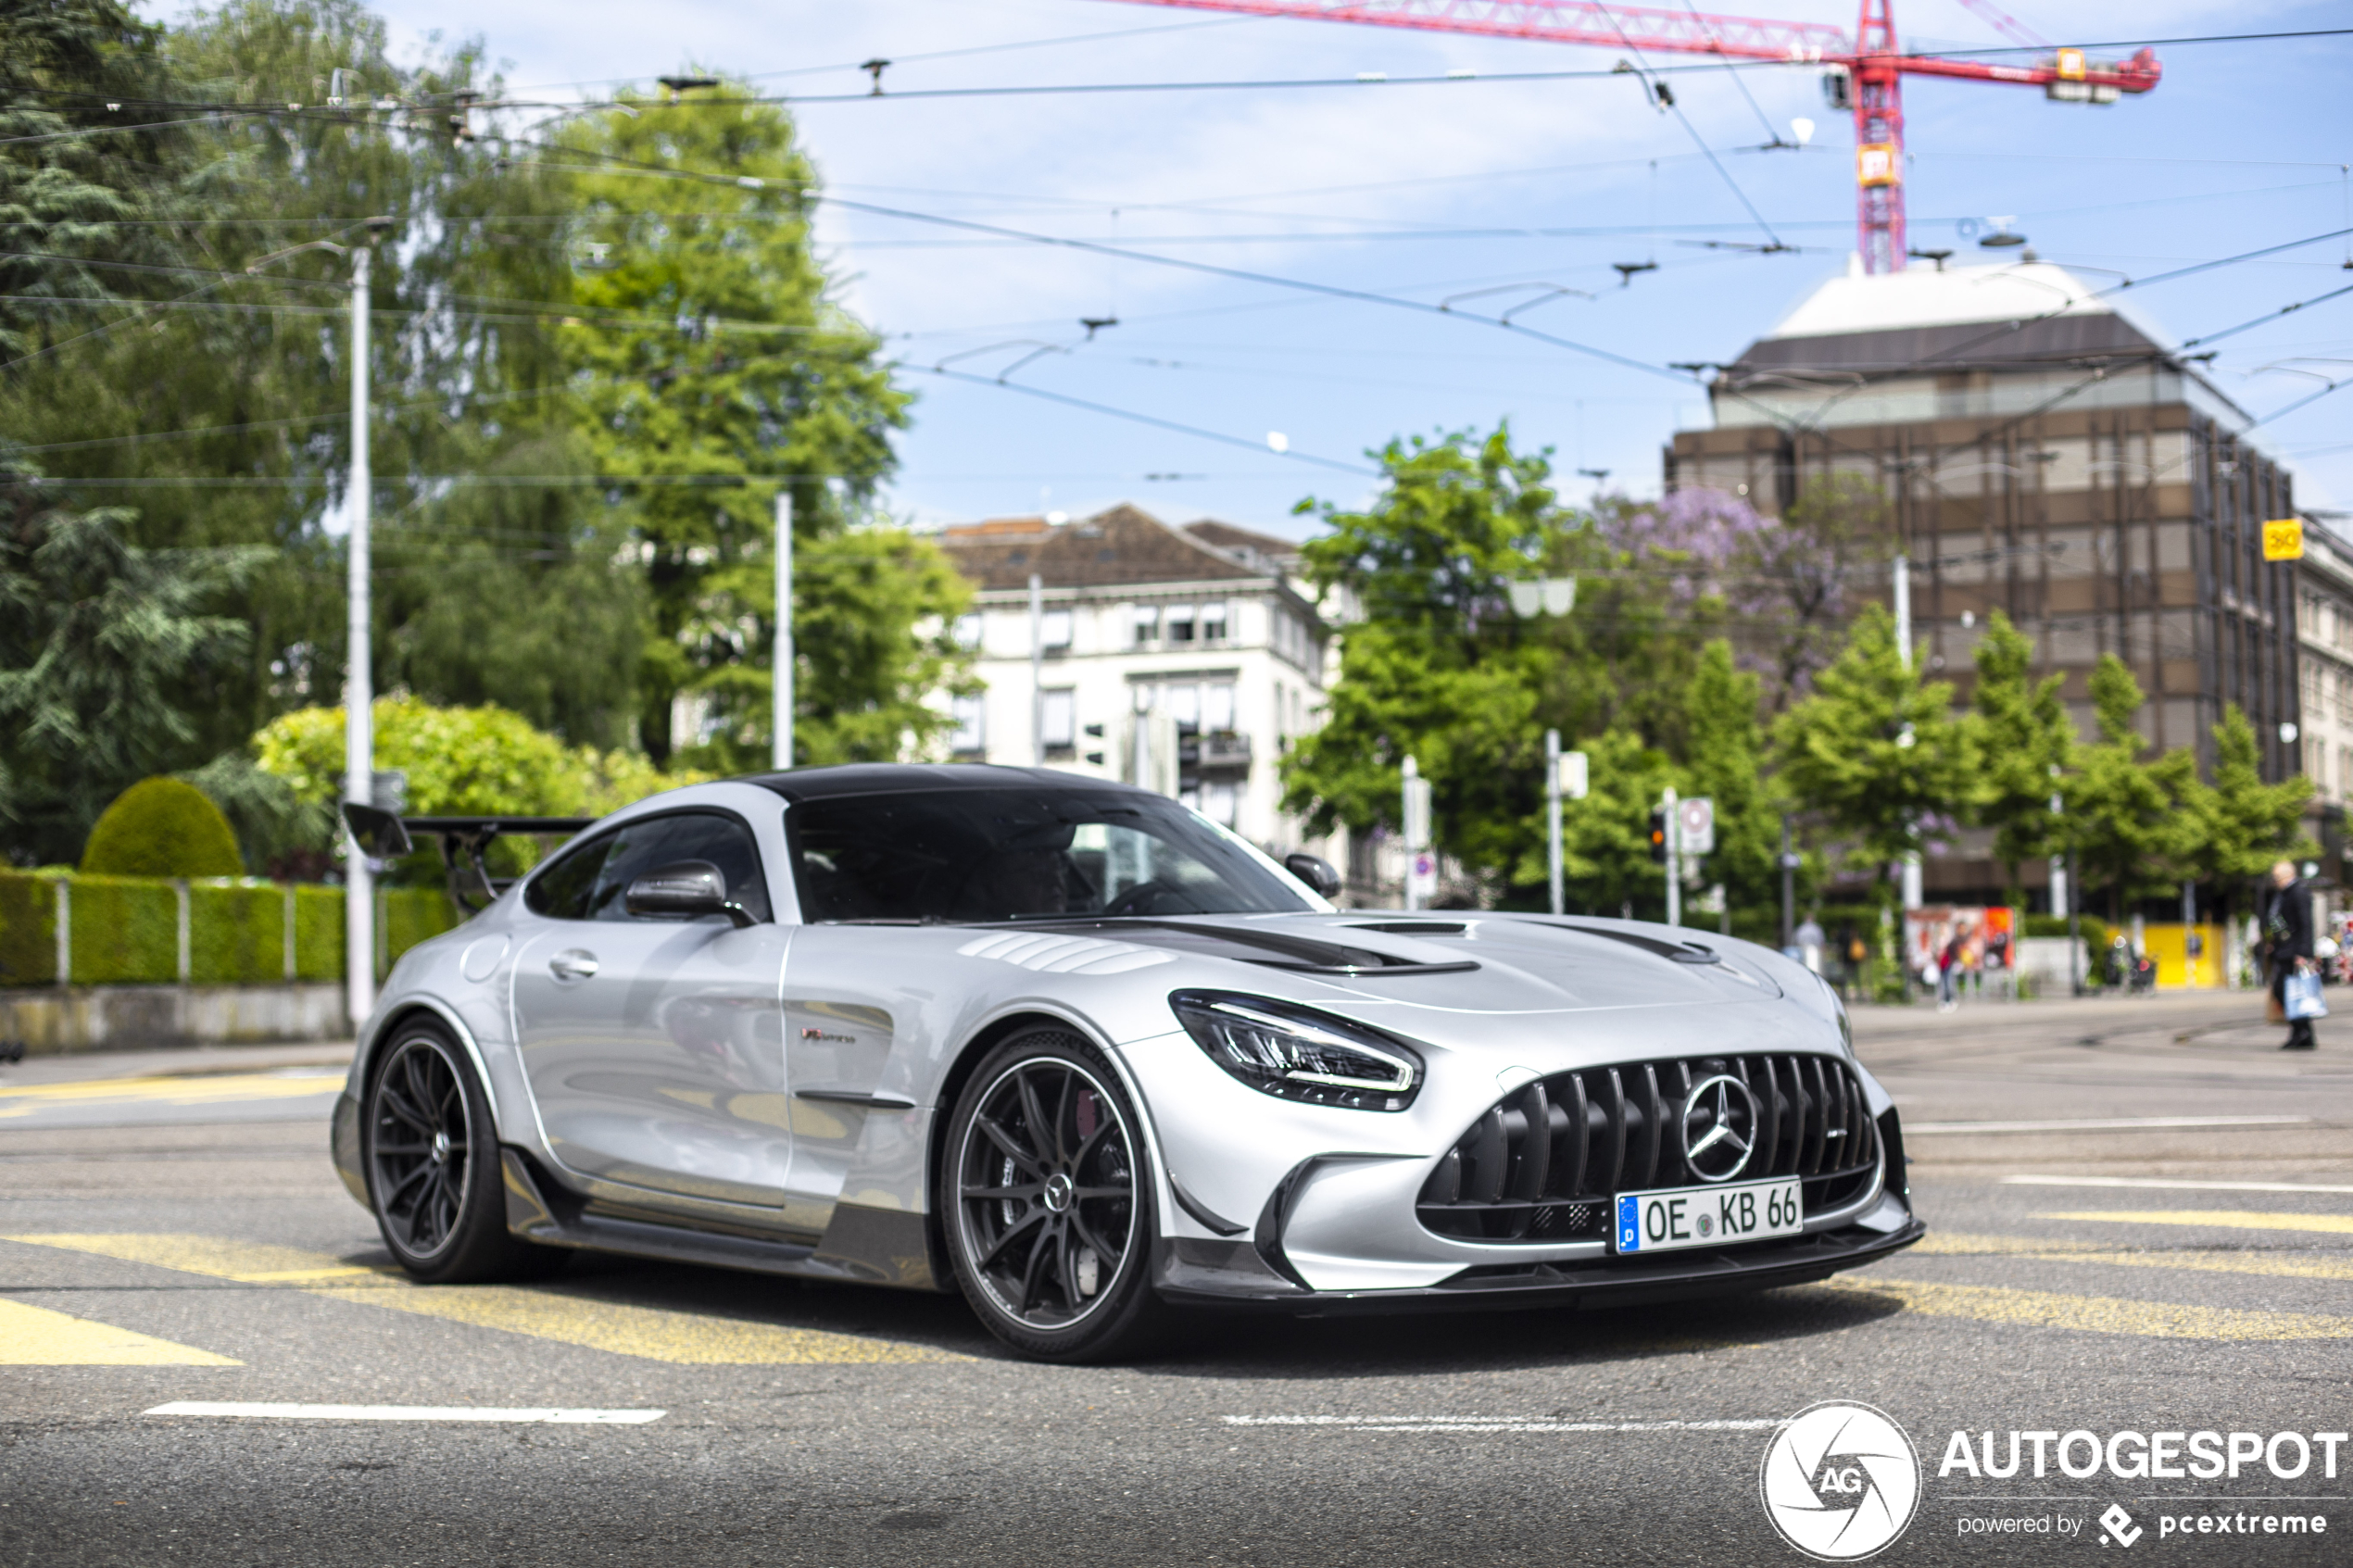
[0,984,347,1055]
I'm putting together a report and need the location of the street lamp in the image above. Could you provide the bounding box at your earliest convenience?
[248,217,393,1030]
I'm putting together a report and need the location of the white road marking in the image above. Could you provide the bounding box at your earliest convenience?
[145,1402,662,1424]
[1223,1415,1780,1434]
[1907,1115,2311,1135]
[2002,1175,2353,1195]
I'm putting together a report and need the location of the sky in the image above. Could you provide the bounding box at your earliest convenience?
[330,0,2352,536]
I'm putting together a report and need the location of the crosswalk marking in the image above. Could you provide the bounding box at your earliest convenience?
[5,1233,967,1365]
[1828,1275,2353,1341]
[147,1402,662,1424]
[2040,1210,2353,1237]
[0,1299,241,1366]
[1914,1231,2353,1283]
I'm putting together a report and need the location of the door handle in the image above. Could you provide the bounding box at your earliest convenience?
[548,949,599,982]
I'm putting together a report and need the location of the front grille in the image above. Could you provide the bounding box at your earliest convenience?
[1417,1053,1880,1244]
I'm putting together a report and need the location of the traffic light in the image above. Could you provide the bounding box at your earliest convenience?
[1648,809,1668,862]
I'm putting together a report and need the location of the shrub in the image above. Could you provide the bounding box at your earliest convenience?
[293,884,345,983]
[383,888,461,974]
[81,778,242,878]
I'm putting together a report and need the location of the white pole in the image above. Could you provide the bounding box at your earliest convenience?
[1663,784,1680,929]
[1028,572,1045,767]
[343,245,374,1033]
[1894,553,1923,912]
[773,491,793,771]
[1402,755,1423,912]
[1545,728,1564,917]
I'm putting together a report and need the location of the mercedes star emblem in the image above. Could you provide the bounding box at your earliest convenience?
[1681,1073,1760,1182]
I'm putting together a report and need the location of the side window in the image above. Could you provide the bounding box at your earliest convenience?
[523,831,615,920]
[584,811,774,923]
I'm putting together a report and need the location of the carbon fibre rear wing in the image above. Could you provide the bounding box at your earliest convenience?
[342,803,596,913]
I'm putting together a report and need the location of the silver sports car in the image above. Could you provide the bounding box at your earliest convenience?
[332,765,1922,1361]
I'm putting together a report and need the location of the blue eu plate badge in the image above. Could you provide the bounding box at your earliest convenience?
[1617,1195,1642,1251]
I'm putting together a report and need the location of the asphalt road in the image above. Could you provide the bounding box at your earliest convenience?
[3,992,2349,1566]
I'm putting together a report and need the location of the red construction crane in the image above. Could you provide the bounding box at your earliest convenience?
[1103,1,2161,273]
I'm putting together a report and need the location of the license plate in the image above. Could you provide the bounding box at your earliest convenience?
[1613,1176,1802,1254]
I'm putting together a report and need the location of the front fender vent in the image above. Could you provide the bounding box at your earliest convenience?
[1417,1053,1879,1245]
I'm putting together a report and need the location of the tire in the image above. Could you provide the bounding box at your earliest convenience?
[942,1027,1171,1362]
[362,1018,565,1284]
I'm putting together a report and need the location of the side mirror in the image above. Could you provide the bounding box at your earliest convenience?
[624,860,758,928]
[342,802,412,860]
[1283,852,1342,899]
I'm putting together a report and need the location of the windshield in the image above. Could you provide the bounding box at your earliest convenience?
[786,787,1315,923]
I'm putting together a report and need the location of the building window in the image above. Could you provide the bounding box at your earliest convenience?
[1132,605,1159,646]
[1165,682,1200,728]
[950,696,986,755]
[1199,601,1228,643]
[1203,681,1235,733]
[1039,608,1073,651]
[1201,779,1239,828]
[952,613,982,650]
[1040,688,1076,750]
[1166,604,1196,643]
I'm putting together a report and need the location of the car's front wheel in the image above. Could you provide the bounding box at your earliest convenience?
[363,1019,565,1284]
[943,1028,1168,1361]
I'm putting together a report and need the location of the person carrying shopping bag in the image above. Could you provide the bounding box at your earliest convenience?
[2264,859,2321,1051]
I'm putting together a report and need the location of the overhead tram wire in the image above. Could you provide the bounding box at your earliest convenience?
[1590,0,1788,252]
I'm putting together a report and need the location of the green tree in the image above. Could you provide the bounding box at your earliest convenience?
[554,82,913,765]
[1774,604,1977,891]
[1969,609,2072,889]
[2178,704,2312,918]
[1675,639,1782,912]
[2063,655,2198,921]
[0,498,259,863]
[1281,427,1564,890]
[80,777,243,877]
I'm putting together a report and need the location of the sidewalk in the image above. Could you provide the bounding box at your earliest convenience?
[0,1039,355,1088]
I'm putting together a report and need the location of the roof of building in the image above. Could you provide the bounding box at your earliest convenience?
[1727,258,2176,379]
[1181,519,1305,571]
[938,503,1275,592]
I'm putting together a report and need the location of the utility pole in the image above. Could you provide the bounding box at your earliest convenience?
[1028,572,1044,767]
[343,244,373,1032]
[1663,784,1681,929]
[1780,814,1795,950]
[1894,552,1922,913]
[1545,728,1564,918]
[1402,756,1432,912]
[772,491,793,771]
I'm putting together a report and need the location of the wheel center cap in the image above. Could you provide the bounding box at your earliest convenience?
[430,1131,451,1165]
[1041,1173,1074,1213]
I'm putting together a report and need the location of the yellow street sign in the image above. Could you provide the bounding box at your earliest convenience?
[2262,518,2305,562]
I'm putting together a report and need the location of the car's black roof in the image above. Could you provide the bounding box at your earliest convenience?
[739,763,1157,804]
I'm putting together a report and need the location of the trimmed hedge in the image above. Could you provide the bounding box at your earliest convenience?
[0,874,57,986]
[82,777,243,878]
[0,872,458,986]
[68,875,180,985]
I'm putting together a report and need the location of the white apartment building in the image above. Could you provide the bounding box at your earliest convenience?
[935,505,1340,859]
[2295,520,2353,887]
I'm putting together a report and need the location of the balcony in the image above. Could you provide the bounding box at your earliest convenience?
[1193,731,1252,771]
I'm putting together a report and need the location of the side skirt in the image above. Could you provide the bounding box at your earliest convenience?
[498,1149,950,1292]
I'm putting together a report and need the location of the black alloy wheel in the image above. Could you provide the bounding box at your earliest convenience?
[363,1020,564,1284]
[945,1030,1167,1361]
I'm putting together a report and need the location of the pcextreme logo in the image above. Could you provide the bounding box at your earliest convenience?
[1761,1401,1923,1562]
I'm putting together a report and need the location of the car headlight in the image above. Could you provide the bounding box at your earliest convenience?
[1169,991,1423,1111]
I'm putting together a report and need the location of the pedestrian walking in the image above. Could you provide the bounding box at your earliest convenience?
[1936,922,1963,1012]
[2264,859,2319,1051]
[1795,912,1826,975]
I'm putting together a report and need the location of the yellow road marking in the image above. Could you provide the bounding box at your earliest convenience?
[1826,1275,2353,1341]
[0,1299,241,1366]
[0,1072,344,1117]
[4,1234,966,1365]
[1914,1231,2353,1284]
[304,1284,963,1363]
[2040,1210,2353,1236]
[6,1234,394,1284]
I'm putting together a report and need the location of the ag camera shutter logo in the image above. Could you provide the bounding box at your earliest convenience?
[1760,1401,1921,1561]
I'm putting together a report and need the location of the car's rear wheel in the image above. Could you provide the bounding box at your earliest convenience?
[363,1019,565,1284]
[944,1028,1169,1361]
